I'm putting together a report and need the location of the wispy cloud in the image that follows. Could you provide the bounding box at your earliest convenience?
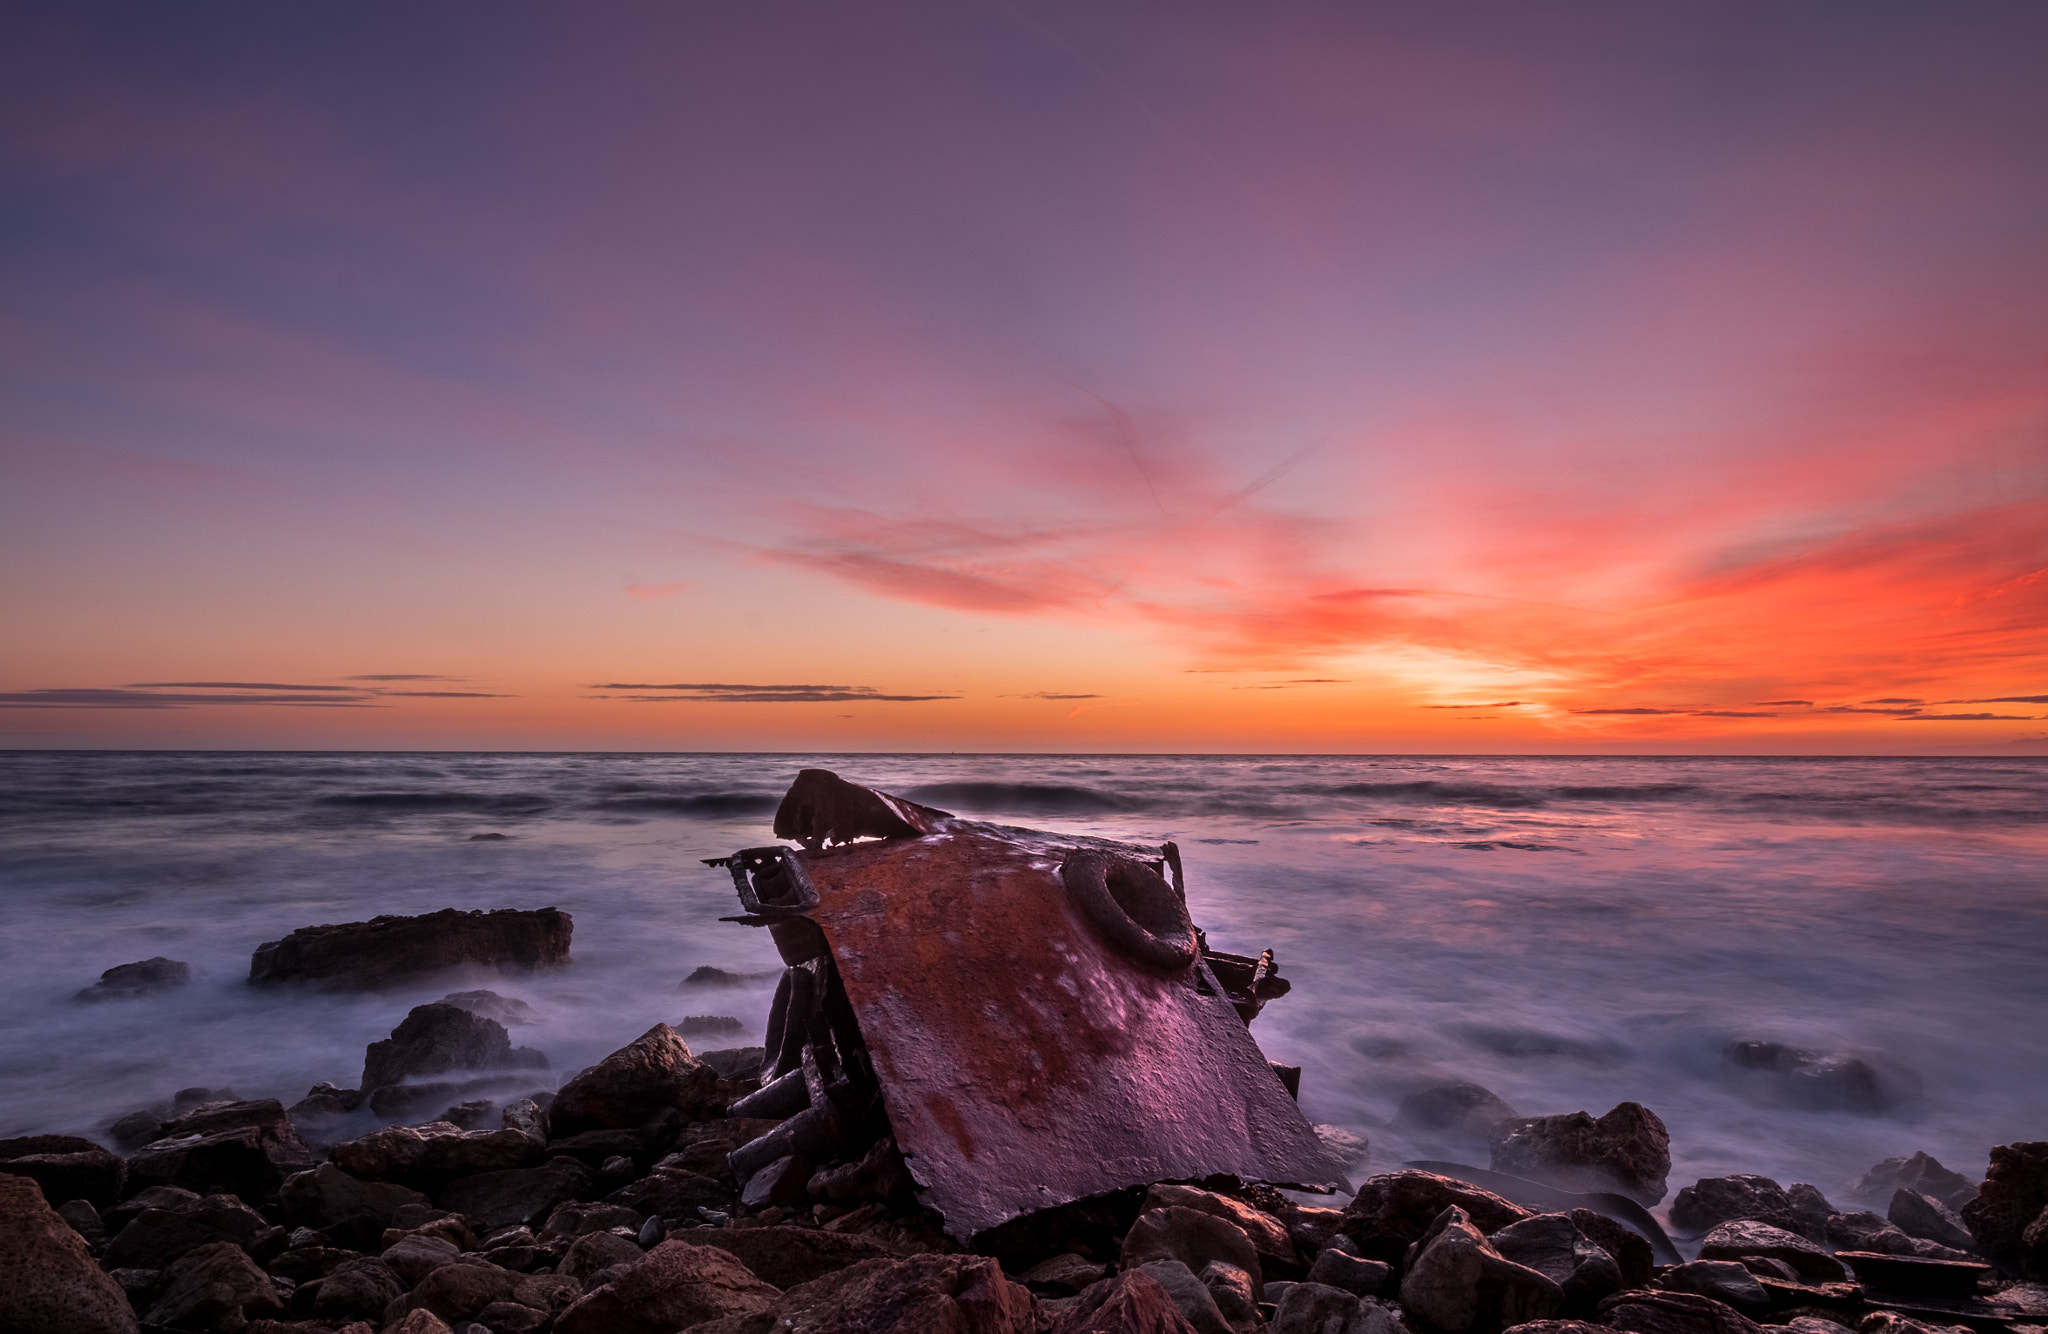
[1012,691,1101,700]
[0,679,510,708]
[344,674,467,682]
[589,682,958,703]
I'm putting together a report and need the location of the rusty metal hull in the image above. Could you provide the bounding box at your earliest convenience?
[788,824,1351,1239]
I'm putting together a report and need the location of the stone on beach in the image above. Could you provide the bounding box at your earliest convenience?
[1961,1140,2048,1278]
[1697,1219,1848,1283]
[1053,1268,1200,1333]
[1851,1153,1979,1213]
[1399,1204,1564,1334]
[248,906,572,989]
[553,1238,781,1334]
[1887,1189,1979,1252]
[141,1239,285,1329]
[1487,1212,1624,1311]
[546,1022,721,1134]
[124,1098,318,1203]
[1487,1101,1672,1205]
[329,1120,546,1189]
[1342,1170,1532,1265]
[0,1137,127,1210]
[1670,1175,1802,1235]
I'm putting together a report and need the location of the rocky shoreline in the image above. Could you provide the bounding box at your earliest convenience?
[4,902,2045,1334]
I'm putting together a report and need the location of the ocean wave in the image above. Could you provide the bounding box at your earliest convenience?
[588,793,780,818]
[1552,783,1700,800]
[313,791,553,815]
[1319,781,1548,808]
[899,781,1135,815]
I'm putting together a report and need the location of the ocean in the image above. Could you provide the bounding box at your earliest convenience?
[1,751,2042,1217]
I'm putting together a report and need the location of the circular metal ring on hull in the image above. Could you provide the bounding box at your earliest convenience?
[1059,849,1198,973]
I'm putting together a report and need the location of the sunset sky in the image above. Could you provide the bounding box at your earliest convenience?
[3,2,2044,753]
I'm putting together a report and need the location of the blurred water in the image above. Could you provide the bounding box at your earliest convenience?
[1,751,2042,1212]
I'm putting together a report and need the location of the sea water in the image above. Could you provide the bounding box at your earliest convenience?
[1,751,2042,1212]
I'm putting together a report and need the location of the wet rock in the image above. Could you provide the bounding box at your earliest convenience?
[56,1198,105,1243]
[700,1047,768,1082]
[1825,1209,1975,1260]
[1960,1141,2048,1277]
[1054,1269,1199,1333]
[680,1015,746,1038]
[103,1193,274,1269]
[1393,1084,1520,1142]
[1272,1283,1397,1334]
[1851,1153,1979,1213]
[1342,1170,1532,1266]
[1142,1183,1293,1272]
[108,1110,166,1149]
[1307,1246,1392,1297]
[330,1121,544,1189]
[608,1165,731,1218]
[1888,1190,1978,1253]
[740,1153,812,1209]
[249,907,573,989]
[1599,1289,1764,1334]
[312,1256,405,1322]
[1660,1260,1769,1309]
[477,1299,550,1333]
[708,1251,1036,1334]
[1782,1317,1854,1334]
[547,1023,721,1135]
[380,1232,462,1285]
[0,1173,139,1334]
[1133,1259,1233,1334]
[125,1099,317,1203]
[279,1164,429,1249]
[75,957,192,1003]
[1023,1252,1111,1296]
[559,1229,643,1280]
[1200,1261,1262,1333]
[1124,1206,1264,1294]
[435,1155,593,1232]
[438,1098,495,1130]
[361,1003,548,1098]
[0,1146,126,1210]
[547,1126,651,1168]
[1721,1042,1921,1113]
[1489,1213,1624,1311]
[441,988,538,1026]
[501,1098,545,1138]
[697,1224,892,1289]
[1669,1176,1798,1236]
[1401,1205,1564,1334]
[553,1239,781,1334]
[807,1136,912,1205]
[1698,1220,1847,1283]
[1488,1102,1671,1206]
[143,1239,285,1329]
[390,1309,458,1334]
[541,1200,646,1240]
[398,1258,525,1324]
[1569,1209,1654,1289]
[1786,1183,1837,1241]
[681,965,753,988]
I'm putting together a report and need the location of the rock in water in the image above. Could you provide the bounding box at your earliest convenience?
[74,957,191,1002]
[123,1098,317,1203]
[357,1002,550,1118]
[248,907,572,989]
[1696,1220,1846,1283]
[1961,1141,2048,1278]
[1850,1152,1979,1212]
[1889,1189,1980,1253]
[1399,1205,1564,1334]
[1668,1176,1799,1235]
[1392,1084,1520,1142]
[1488,1102,1671,1205]
[0,1173,139,1334]
[1488,1213,1624,1311]
[1721,1041,1921,1113]
[547,1023,721,1134]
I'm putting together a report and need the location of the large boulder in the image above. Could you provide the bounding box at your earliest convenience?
[1659,1260,1769,1309]
[123,1099,316,1203]
[1342,1171,1532,1266]
[398,1259,526,1325]
[1488,1213,1624,1312]
[329,1120,544,1189]
[1271,1284,1400,1334]
[1599,1289,1763,1334]
[697,1225,894,1289]
[607,1165,731,1218]
[1960,1141,2048,1278]
[1123,1207,1264,1295]
[1569,1209,1654,1288]
[1487,1103,1671,1205]
[278,1162,429,1248]
[1052,1269,1199,1333]
[1142,1184,1294,1274]
[381,1232,463,1285]
[1697,1220,1846,1282]
[249,907,572,989]
[310,1255,407,1322]
[547,1024,721,1134]
[554,1239,781,1334]
[1668,1176,1799,1236]
[1400,1205,1564,1334]
[1850,1153,1978,1213]
[0,1141,126,1210]
[1132,1259,1233,1334]
[74,957,192,1002]
[1888,1189,1978,1253]
[689,1252,1037,1334]
[435,1156,593,1232]
[0,1174,139,1334]
[141,1239,285,1329]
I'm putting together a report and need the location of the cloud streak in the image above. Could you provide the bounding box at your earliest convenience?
[589,683,958,704]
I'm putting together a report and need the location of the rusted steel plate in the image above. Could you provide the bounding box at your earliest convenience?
[783,819,1352,1240]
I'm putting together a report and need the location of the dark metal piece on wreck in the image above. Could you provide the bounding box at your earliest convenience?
[708,767,1352,1241]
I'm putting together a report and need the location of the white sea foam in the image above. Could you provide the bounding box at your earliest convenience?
[1,751,2042,1212]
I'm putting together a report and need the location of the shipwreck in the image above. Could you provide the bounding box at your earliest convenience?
[708,768,1352,1243]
